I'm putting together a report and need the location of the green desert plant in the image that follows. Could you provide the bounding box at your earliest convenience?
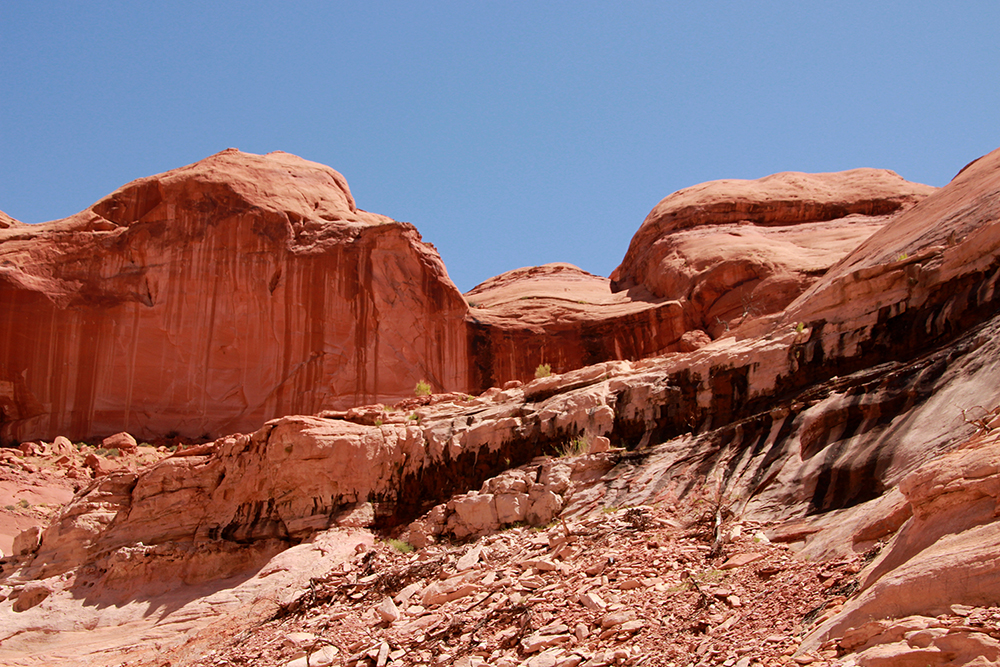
[414,380,432,397]
[558,437,589,457]
[535,363,552,379]
[386,538,414,553]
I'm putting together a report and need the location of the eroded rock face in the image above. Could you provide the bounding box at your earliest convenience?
[611,169,936,337]
[0,154,944,445]
[465,263,689,386]
[0,210,22,229]
[21,142,1000,584]
[801,428,1000,655]
[0,149,469,443]
[4,147,1000,666]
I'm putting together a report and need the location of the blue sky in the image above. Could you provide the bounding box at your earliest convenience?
[3,2,999,292]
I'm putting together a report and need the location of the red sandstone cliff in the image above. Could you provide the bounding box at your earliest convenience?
[463,169,937,387]
[464,263,687,387]
[0,150,469,443]
[0,153,943,444]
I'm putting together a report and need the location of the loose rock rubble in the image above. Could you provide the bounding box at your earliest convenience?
[0,435,171,557]
[181,503,862,667]
[405,455,616,546]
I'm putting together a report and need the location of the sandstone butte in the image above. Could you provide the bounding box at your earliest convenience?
[0,149,468,444]
[0,146,1000,666]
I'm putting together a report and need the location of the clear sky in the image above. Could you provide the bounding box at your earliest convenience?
[3,2,999,292]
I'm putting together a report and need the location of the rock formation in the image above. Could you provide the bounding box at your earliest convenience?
[0,149,469,443]
[610,169,936,337]
[463,168,938,386]
[0,210,22,229]
[0,153,946,445]
[3,146,1000,666]
[465,263,687,387]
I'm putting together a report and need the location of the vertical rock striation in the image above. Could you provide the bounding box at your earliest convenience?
[0,150,469,443]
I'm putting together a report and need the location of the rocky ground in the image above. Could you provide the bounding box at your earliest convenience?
[184,506,846,667]
[134,491,1000,667]
[6,435,1000,667]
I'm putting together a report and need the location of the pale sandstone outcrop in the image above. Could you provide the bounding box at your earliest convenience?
[801,429,1000,660]
[0,526,371,666]
[407,454,615,544]
[0,149,469,443]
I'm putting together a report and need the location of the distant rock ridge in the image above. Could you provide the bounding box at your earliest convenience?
[464,263,687,388]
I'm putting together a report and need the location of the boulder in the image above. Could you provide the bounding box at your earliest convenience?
[49,436,75,456]
[11,582,50,612]
[375,597,401,623]
[447,493,499,539]
[494,492,529,524]
[12,526,41,556]
[101,432,138,453]
[83,452,123,477]
[18,442,44,457]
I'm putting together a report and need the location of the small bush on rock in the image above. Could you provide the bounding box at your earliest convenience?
[535,363,552,379]
[414,380,432,396]
[386,538,414,553]
[558,437,588,457]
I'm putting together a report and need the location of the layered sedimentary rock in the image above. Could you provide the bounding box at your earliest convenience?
[801,426,1000,657]
[610,169,936,337]
[0,150,469,443]
[463,167,936,386]
[20,137,1000,584]
[465,263,689,386]
[0,152,944,445]
[4,147,1000,665]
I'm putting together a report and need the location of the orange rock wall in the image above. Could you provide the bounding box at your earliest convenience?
[0,152,469,443]
[467,301,688,388]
